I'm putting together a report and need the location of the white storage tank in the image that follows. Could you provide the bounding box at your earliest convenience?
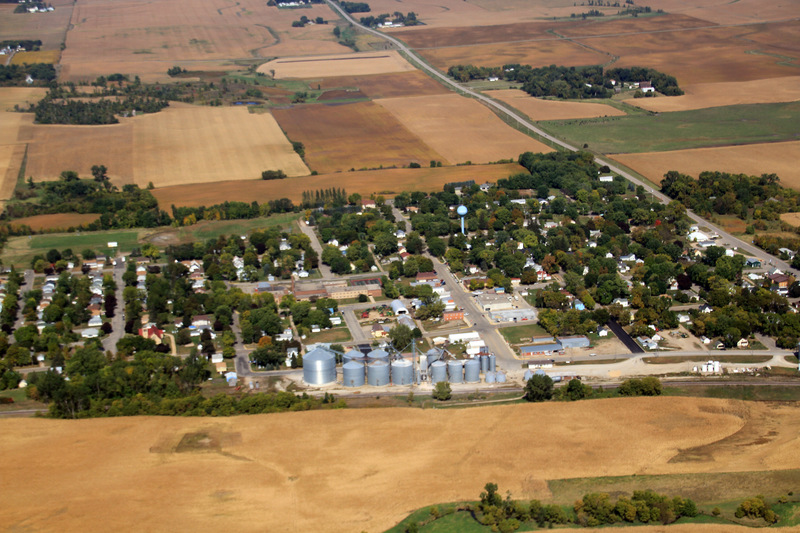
[430,360,447,383]
[367,360,390,386]
[391,359,413,385]
[342,361,365,387]
[496,372,506,383]
[303,347,337,385]
[480,354,489,373]
[488,354,496,372]
[448,360,463,383]
[485,371,496,383]
[464,358,480,383]
[368,349,389,362]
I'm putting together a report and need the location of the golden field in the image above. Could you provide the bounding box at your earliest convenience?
[1,398,800,532]
[258,51,415,79]
[0,88,47,202]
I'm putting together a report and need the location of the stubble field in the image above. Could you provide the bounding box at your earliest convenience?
[152,162,525,207]
[318,71,449,99]
[487,89,627,120]
[0,0,74,50]
[271,100,443,174]
[376,94,552,164]
[1,398,799,532]
[0,88,47,202]
[9,212,100,231]
[258,51,415,79]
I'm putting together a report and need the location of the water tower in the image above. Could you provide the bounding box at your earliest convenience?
[457,205,468,235]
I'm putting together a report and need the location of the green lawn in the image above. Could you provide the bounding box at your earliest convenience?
[498,323,548,345]
[303,327,352,344]
[539,101,800,154]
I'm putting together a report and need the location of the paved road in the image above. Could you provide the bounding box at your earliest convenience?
[325,0,798,279]
[102,263,125,353]
[296,219,332,278]
[12,270,34,333]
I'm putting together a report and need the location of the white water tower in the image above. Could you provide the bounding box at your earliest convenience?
[457,205,468,235]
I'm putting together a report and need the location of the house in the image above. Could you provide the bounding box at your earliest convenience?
[677,313,691,324]
[192,314,213,327]
[361,198,377,209]
[139,324,164,344]
[768,273,792,289]
[598,175,614,183]
[210,353,224,364]
[415,272,440,284]
[612,298,629,308]
[81,328,99,339]
[737,338,749,348]
[620,253,637,262]
[745,258,762,268]
[779,247,795,258]
[687,230,710,242]
[88,316,103,328]
[371,323,388,338]
[597,327,610,337]
[636,336,658,350]
[640,81,655,93]
[699,304,714,313]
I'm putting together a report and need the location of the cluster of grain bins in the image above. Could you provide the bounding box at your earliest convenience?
[423,349,501,384]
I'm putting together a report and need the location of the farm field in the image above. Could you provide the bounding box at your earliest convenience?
[487,89,627,121]
[376,94,552,165]
[0,0,74,50]
[611,141,800,191]
[258,51,415,79]
[152,163,526,207]
[271,100,443,174]
[540,102,800,154]
[19,103,308,189]
[10,213,99,232]
[642,0,800,25]
[9,50,61,65]
[628,76,800,112]
[318,71,449,99]
[58,0,345,82]
[0,88,47,203]
[2,398,800,532]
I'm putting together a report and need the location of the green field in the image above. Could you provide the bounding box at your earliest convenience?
[539,101,800,154]
[498,323,548,345]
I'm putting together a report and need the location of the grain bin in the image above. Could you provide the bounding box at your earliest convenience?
[426,348,441,364]
[447,360,463,383]
[419,353,428,372]
[496,372,506,383]
[391,359,413,385]
[343,349,363,365]
[480,354,489,373]
[488,354,496,372]
[430,360,447,383]
[368,349,389,362]
[485,371,496,383]
[367,360,390,386]
[342,361,365,387]
[464,358,480,383]
[523,369,534,381]
[303,347,337,385]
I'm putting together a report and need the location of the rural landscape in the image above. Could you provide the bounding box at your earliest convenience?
[1,0,800,531]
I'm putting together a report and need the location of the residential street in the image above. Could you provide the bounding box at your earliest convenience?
[102,261,125,353]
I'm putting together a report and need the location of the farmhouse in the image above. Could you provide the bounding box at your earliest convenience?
[139,324,164,344]
[640,81,655,93]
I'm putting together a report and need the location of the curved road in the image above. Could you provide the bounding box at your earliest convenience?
[324,0,796,276]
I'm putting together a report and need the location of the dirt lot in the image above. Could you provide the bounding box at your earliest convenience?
[20,104,308,189]
[376,94,551,165]
[1,397,799,532]
[611,141,800,191]
[9,213,99,231]
[271,100,442,174]
[318,71,449,99]
[152,162,525,207]
[488,89,627,120]
[258,51,415,79]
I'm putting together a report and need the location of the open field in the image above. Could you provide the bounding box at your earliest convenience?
[0,88,46,203]
[498,323,548,345]
[611,141,800,191]
[629,76,800,112]
[318,71,449,99]
[376,94,552,165]
[487,89,627,120]
[258,51,414,79]
[18,103,308,190]
[780,212,800,228]
[271,100,443,174]
[9,213,100,232]
[643,0,800,25]
[58,0,346,82]
[152,163,525,207]
[541,102,800,154]
[2,398,800,532]
[9,50,61,65]
[0,0,74,50]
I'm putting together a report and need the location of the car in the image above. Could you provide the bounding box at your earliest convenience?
[464,312,469,316]
[590,353,597,357]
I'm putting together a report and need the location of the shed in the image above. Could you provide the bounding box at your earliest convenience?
[390,299,408,315]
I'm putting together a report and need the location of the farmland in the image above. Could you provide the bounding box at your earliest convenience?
[487,89,627,121]
[0,0,74,50]
[376,93,552,165]
[611,141,800,191]
[2,398,800,532]
[258,51,415,79]
[0,88,47,202]
[541,102,800,154]
[318,71,449,99]
[9,50,61,65]
[152,163,526,207]
[271,100,443,174]
[10,213,99,232]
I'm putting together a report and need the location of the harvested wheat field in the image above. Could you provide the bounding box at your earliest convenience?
[488,89,626,120]
[2,398,800,532]
[259,51,414,79]
[377,94,551,165]
[152,163,524,207]
[318,71,449,99]
[20,104,308,188]
[272,100,443,174]
[10,213,100,231]
[0,0,74,50]
[0,88,46,202]
[644,0,800,25]
[9,50,61,65]
[629,76,800,112]
[612,141,800,190]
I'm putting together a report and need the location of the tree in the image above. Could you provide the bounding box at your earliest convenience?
[524,374,553,402]
[91,164,108,182]
[433,381,451,401]
[388,323,413,350]
[565,378,590,401]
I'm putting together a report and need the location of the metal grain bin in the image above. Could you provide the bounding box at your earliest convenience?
[485,371,496,383]
[430,360,447,384]
[523,369,534,381]
[342,361,365,388]
[368,349,389,362]
[480,354,489,373]
[426,348,441,364]
[496,372,506,383]
[488,354,496,372]
[367,360,390,386]
[447,360,463,383]
[343,349,363,365]
[419,354,428,372]
[464,358,480,383]
[303,347,337,385]
[391,359,413,385]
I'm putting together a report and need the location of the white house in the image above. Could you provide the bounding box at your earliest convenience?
[612,298,629,308]
[677,313,691,324]
[687,230,710,242]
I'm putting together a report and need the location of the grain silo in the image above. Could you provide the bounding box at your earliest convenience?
[368,348,389,362]
[342,361,365,387]
[485,371,496,383]
[480,354,489,373]
[303,347,337,385]
[343,349,363,365]
[367,360,390,386]
[429,360,447,383]
[390,359,413,385]
[464,358,480,383]
[488,354,496,372]
[496,372,506,383]
[426,348,441,364]
[523,369,534,381]
[447,360,463,383]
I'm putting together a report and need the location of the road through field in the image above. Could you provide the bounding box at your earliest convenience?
[325,0,797,278]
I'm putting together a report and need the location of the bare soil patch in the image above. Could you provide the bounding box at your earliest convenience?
[2,398,798,532]
[271,100,442,174]
[152,163,525,207]
[376,93,552,165]
[316,89,365,101]
[318,71,449,99]
[9,213,100,231]
[488,89,626,120]
[611,141,800,191]
[259,51,415,79]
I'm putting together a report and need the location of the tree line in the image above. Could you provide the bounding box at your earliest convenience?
[0,63,56,86]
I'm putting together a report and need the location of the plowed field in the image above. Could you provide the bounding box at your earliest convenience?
[2,398,799,532]
[488,89,626,120]
[152,163,525,207]
[10,213,99,231]
[258,51,414,79]
[271,100,442,173]
[611,141,800,189]
[376,94,552,164]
